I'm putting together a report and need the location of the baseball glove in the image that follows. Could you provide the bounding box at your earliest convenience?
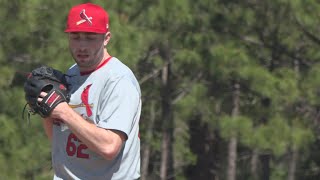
[23,65,70,118]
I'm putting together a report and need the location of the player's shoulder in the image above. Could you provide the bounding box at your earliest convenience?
[66,64,79,76]
[106,57,131,73]
[101,57,140,92]
[101,57,135,79]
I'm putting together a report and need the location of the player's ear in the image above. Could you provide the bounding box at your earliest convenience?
[104,32,111,46]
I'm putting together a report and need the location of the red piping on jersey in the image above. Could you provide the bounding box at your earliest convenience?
[81,84,92,117]
[80,56,113,76]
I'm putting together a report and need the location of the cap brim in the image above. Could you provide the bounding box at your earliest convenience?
[65,28,107,34]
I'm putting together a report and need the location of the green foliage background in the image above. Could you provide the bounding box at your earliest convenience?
[1,0,320,180]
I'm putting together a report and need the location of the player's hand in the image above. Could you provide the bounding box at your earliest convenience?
[37,92,48,102]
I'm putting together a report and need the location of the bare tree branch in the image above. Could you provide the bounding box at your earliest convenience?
[139,62,169,85]
[295,18,320,45]
[172,72,203,104]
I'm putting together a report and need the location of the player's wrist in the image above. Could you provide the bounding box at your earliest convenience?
[51,102,72,120]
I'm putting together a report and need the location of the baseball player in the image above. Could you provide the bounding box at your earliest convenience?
[40,3,141,180]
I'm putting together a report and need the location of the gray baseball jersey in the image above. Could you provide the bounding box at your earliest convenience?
[51,57,141,180]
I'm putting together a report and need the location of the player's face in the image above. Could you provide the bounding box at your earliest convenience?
[68,32,108,69]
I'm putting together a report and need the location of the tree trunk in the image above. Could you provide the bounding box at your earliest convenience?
[160,45,174,180]
[227,82,240,180]
[260,154,270,180]
[227,137,238,180]
[288,53,299,180]
[141,100,156,180]
[251,149,259,180]
[160,132,168,180]
[288,149,298,180]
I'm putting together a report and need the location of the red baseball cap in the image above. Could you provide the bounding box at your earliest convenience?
[65,3,109,34]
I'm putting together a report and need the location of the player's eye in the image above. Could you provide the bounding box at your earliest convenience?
[70,36,80,40]
[69,33,81,40]
[71,37,80,40]
[86,35,97,40]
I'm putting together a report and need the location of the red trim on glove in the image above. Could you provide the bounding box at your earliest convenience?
[46,92,61,107]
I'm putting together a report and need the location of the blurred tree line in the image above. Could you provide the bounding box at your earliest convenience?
[0,0,320,179]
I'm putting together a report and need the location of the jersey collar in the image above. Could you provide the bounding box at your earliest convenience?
[80,56,113,76]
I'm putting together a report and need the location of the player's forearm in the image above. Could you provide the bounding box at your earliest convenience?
[54,103,124,160]
[65,112,123,160]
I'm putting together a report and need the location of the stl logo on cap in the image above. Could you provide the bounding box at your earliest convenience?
[77,9,92,26]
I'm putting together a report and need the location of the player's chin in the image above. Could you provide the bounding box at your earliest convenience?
[76,60,94,69]
[75,56,91,64]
